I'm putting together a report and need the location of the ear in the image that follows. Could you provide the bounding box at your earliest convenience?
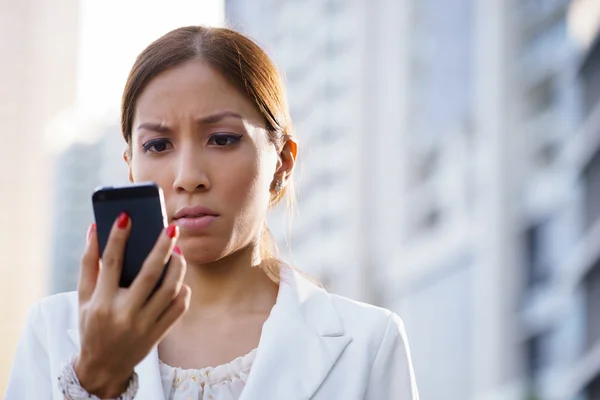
[275,137,297,183]
[123,148,134,183]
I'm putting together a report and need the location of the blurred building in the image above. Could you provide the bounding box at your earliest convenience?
[227,0,401,302]
[225,0,600,399]
[512,0,585,399]
[394,0,588,398]
[555,0,600,397]
[578,32,600,400]
[0,0,78,393]
[226,0,484,398]
[50,121,129,294]
[50,140,102,293]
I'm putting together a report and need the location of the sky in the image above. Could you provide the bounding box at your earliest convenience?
[76,0,225,120]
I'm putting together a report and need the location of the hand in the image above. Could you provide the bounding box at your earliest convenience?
[74,213,190,398]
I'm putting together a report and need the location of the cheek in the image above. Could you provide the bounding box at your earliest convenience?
[129,151,171,184]
[130,156,149,181]
[221,157,266,206]
[218,149,275,213]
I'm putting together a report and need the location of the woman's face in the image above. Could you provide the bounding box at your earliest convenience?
[126,59,284,264]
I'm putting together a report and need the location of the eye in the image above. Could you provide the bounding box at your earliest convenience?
[208,133,243,147]
[142,139,172,153]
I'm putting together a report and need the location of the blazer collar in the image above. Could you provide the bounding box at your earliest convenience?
[239,267,352,399]
[68,266,352,400]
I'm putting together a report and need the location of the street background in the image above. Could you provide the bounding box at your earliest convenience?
[2,0,600,399]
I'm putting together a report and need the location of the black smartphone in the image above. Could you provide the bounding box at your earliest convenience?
[92,182,169,290]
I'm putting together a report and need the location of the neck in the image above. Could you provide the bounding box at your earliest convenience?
[181,244,279,319]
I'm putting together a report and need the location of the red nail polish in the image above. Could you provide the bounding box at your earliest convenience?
[166,224,178,239]
[173,245,181,255]
[117,212,129,229]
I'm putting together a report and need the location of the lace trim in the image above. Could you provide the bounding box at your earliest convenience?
[159,348,257,387]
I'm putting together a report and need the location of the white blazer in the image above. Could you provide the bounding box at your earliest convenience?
[6,268,419,399]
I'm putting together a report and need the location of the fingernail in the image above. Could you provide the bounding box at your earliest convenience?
[166,224,178,239]
[87,224,96,243]
[173,245,182,255]
[117,212,129,229]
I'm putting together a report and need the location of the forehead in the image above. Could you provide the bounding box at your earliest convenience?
[134,59,264,126]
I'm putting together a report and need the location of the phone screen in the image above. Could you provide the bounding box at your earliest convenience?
[92,184,168,288]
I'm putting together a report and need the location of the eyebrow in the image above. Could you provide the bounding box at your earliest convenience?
[198,111,244,124]
[136,122,172,134]
[136,111,244,133]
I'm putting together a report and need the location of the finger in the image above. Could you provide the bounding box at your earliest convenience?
[139,251,186,323]
[78,224,100,302]
[95,212,131,296]
[127,225,179,307]
[151,284,191,342]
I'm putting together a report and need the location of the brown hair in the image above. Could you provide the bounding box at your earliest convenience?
[120,26,295,279]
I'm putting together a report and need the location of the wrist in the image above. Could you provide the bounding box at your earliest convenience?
[73,355,131,398]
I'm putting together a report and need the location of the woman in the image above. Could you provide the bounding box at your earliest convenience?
[6,26,418,399]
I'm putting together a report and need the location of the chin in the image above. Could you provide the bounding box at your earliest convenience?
[178,236,231,264]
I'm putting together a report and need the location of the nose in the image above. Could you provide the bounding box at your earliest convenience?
[172,146,210,193]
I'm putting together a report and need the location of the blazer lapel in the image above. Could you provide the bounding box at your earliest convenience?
[240,268,352,399]
[67,329,165,400]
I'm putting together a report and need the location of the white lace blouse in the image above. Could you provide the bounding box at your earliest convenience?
[158,349,257,400]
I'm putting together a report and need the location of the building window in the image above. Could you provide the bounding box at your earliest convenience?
[580,35,600,118]
[584,260,600,350]
[412,147,439,185]
[525,329,557,387]
[420,208,442,232]
[588,374,600,400]
[524,220,553,288]
[527,76,556,115]
[534,139,560,168]
[583,148,600,232]
[525,335,542,382]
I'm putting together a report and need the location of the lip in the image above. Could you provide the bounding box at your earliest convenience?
[173,206,219,232]
[173,205,219,219]
[174,215,218,231]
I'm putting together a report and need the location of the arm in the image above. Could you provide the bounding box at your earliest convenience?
[364,313,419,400]
[5,302,53,399]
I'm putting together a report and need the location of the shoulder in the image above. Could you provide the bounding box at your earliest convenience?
[329,293,404,343]
[26,291,79,332]
[286,266,404,346]
[37,291,78,315]
[329,294,418,398]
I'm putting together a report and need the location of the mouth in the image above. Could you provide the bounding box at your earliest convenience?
[173,206,219,220]
[172,206,219,231]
